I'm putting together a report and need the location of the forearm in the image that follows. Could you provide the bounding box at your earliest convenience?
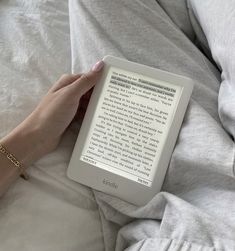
[0,61,104,197]
[0,151,20,197]
[0,118,48,197]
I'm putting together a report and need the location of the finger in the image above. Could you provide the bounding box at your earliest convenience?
[49,73,83,93]
[67,60,104,97]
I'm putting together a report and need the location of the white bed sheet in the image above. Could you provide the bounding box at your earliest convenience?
[0,0,104,250]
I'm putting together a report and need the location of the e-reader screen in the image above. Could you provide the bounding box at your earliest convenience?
[80,66,182,187]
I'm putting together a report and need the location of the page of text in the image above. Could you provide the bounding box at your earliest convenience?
[81,66,182,187]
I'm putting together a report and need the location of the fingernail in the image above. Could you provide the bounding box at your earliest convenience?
[92,60,104,72]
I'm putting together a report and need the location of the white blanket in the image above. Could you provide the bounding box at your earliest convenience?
[1,0,235,250]
[0,1,104,250]
[69,0,235,250]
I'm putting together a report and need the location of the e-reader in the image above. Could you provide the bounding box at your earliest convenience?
[67,55,194,206]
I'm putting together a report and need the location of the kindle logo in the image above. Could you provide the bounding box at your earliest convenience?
[103,179,118,189]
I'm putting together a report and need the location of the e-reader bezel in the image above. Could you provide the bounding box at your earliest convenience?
[67,55,194,206]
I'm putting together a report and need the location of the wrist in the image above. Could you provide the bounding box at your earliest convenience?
[1,118,48,167]
[0,119,42,195]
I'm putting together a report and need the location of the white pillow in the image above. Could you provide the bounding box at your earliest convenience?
[189,0,235,139]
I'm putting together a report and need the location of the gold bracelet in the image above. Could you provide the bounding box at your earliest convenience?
[0,144,29,180]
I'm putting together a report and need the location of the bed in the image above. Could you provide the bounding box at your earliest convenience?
[0,0,104,250]
[1,0,235,251]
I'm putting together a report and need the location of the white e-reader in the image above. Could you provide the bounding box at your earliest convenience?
[67,55,194,206]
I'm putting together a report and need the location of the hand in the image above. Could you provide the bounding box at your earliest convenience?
[1,60,104,167]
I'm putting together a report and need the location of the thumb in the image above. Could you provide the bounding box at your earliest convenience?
[69,60,104,97]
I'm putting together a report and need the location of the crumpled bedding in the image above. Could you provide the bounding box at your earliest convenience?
[1,0,235,251]
[70,0,235,250]
[0,1,104,250]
